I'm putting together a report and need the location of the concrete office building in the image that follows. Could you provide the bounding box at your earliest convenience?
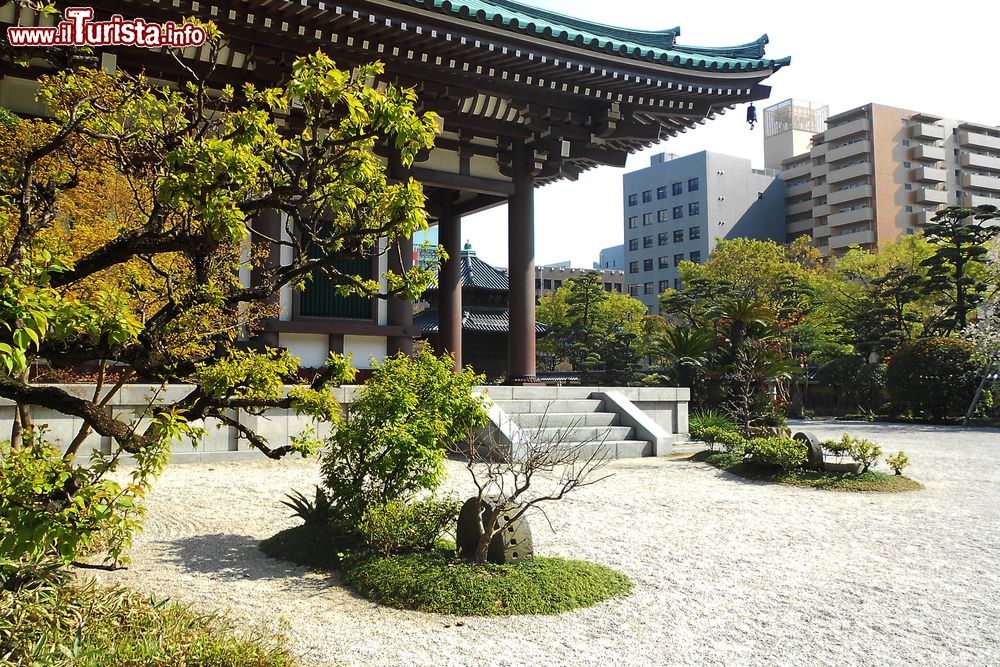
[770,100,1000,255]
[623,151,784,312]
[594,244,625,270]
[535,266,624,299]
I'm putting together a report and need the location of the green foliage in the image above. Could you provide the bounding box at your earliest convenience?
[280,486,336,526]
[742,437,807,471]
[320,348,488,528]
[0,566,292,666]
[342,545,633,616]
[823,434,883,472]
[920,206,1000,334]
[689,409,736,435]
[696,451,922,492]
[692,426,731,452]
[717,430,747,453]
[816,356,887,412]
[886,337,982,419]
[885,451,910,476]
[358,498,460,558]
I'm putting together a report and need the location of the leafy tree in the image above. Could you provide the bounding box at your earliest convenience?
[536,272,653,382]
[0,38,439,558]
[921,205,1000,334]
[885,338,982,420]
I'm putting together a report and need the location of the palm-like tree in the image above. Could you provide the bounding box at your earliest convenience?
[649,326,716,398]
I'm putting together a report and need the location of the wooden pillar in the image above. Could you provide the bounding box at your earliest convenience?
[438,211,462,372]
[507,141,536,382]
[386,234,414,356]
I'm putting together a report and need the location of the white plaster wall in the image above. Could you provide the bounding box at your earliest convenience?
[344,335,387,369]
[278,333,329,368]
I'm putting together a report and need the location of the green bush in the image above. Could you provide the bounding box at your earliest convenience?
[689,409,736,436]
[717,430,746,453]
[885,450,910,476]
[885,337,982,419]
[1,559,292,666]
[280,486,335,526]
[320,348,488,528]
[743,437,807,471]
[693,425,732,451]
[359,498,460,558]
[824,434,883,472]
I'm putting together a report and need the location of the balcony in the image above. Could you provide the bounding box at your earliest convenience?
[910,122,945,141]
[824,117,870,143]
[911,209,942,226]
[960,193,1000,208]
[782,161,812,180]
[827,162,872,184]
[828,184,872,206]
[962,173,1000,193]
[961,153,1000,173]
[812,204,833,218]
[911,144,946,162]
[812,183,830,198]
[828,207,874,228]
[829,228,876,250]
[960,131,1000,152]
[785,181,812,198]
[915,188,949,205]
[812,224,831,239]
[913,166,947,183]
[787,219,814,235]
[785,199,813,216]
[826,139,871,164]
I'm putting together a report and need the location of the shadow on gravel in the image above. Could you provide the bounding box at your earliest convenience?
[161,532,338,590]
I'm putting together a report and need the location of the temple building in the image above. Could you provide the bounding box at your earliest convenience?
[0,0,789,381]
[414,242,544,380]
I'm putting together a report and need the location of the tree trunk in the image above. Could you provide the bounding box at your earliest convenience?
[10,407,23,451]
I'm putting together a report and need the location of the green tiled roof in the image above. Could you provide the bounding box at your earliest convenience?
[392,0,789,72]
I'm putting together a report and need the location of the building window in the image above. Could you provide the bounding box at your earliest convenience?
[672,182,683,195]
[629,238,639,251]
[673,206,683,219]
[903,161,911,168]
[643,212,653,225]
[543,279,552,289]
[629,261,639,274]
[554,280,562,289]
[674,278,680,289]
[658,256,669,269]
[535,279,541,289]
[658,209,669,222]
[643,258,654,272]
[690,251,702,263]
[673,230,684,243]
[614,283,622,293]
[658,232,669,246]
[905,206,913,212]
[689,202,700,216]
[642,190,652,203]
[644,282,655,295]
[659,280,669,293]
[629,284,639,296]
[628,194,638,206]
[904,184,912,191]
[643,236,653,248]
[902,139,910,146]
[688,177,700,192]
[604,282,612,292]
[674,253,684,266]
[628,216,638,229]
[657,185,668,199]
[689,226,701,240]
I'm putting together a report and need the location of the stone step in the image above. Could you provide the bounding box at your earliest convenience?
[492,399,604,414]
[535,440,653,459]
[513,412,619,428]
[525,425,634,442]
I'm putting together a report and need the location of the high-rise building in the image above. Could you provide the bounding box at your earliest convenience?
[623,151,784,312]
[763,99,829,170]
[594,244,625,270]
[778,102,1000,255]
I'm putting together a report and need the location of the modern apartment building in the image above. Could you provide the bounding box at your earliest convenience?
[535,266,624,299]
[623,151,784,312]
[771,101,1000,255]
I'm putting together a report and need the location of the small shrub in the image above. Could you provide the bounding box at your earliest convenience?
[825,434,882,472]
[743,437,807,471]
[885,451,910,476]
[321,348,488,528]
[717,430,746,453]
[689,409,736,436]
[280,486,335,526]
[885,338,981,420]
[694,425,733,451]
[359,498,461,558]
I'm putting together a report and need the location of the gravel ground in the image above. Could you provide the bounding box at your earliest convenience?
[85,420,1000,667]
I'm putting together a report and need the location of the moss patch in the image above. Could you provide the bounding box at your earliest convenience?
[694,450,923,493]
[261,526,633,616]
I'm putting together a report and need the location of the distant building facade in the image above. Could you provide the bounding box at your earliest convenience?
[771,101,1000,255]
[535,266,624,299]
[594,244,625,270]
[623,151,784,312]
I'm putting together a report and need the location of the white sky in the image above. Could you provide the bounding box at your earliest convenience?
[456,0,1000,268]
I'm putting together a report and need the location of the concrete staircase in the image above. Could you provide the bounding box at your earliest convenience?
[491,396,653,458]
[482,386,688,459]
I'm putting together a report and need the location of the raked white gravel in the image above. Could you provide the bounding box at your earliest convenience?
[84,421,1000,666]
